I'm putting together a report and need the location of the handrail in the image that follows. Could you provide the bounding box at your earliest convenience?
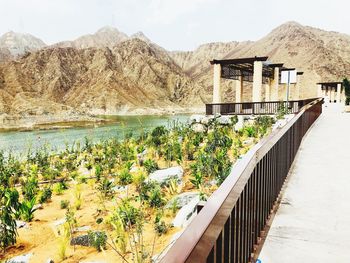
[161,98,323,263]
[205,98,319,115]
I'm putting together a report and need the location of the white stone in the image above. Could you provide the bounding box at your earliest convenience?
[52,218,66,227]
[7,253,32,263]
[191,123,206,133]
[149,166,184,184]
[234,116,244,131]
[200,116,214,125]
[172,195,200,228]
[243,138,254,146]
[216,115,232,125]
[189,114,205,123]
[16,220,27,229]
[166,192,199,209]
[74,225,91,232]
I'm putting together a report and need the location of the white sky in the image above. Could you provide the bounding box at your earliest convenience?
[0,0,349,51]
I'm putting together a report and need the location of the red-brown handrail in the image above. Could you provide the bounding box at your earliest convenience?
[161,98,323,263]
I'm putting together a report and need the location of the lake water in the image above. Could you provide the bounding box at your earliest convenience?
[0,115,190,155]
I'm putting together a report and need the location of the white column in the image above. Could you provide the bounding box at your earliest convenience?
[330,87,335,103]
[336,83,341,103]
[295,74,302,100]
[253,61,263,102]
[317,84,322,98]
[235,75,243,103]
[270,67,279,101]
[212,63,222,103]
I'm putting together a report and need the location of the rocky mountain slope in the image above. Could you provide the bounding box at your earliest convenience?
[171,22,350,100]
[1,22,350,123]
[0,31,46,59]
[0,39,202,118]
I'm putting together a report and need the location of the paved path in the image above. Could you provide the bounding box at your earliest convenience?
[259,103,350,263]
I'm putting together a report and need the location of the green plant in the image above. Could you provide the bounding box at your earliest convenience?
[343,78,350,105]
[60,200,70,209]
[53,181,67,195]
[116,199,140,227]
[73,184,82,210]
[96,177,114,199]
[243,125,258,138]
[19,197,38,222]
[38,187,52,204]
[118,169,133,185]
[0,187,20,253]
[148,186,165,208]
[21,175,38,201]
[143,159,158,174]
[88,231,107,252]
[276,103,289,119]
[190,168,204,189]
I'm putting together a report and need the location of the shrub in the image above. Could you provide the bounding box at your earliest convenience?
[88,231,107,252]
[0,187,20,253]
[19,197,38,222]
[143,159,158,174]
[116,199,140,227]
[154,221,169,236]
[118,169,133,185]
[60,200,70,209]
[38,187,52,204]
[21,176,38,201]
[343,78,350,105]
[53,181,67,195]
[148,186,165,208]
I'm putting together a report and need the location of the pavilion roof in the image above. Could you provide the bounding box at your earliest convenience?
[210,56,284,81]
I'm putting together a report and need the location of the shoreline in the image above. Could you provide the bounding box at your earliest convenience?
[0,109,203,132]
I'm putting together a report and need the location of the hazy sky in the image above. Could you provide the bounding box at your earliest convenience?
[0,0,349,51]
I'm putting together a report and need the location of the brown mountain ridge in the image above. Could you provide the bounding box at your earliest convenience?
[0,21,350,124]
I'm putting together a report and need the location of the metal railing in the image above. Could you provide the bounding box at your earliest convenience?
[161,98,323,263]
[206,98,317,115]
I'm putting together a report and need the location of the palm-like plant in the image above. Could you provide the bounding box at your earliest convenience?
[19,197,38,222]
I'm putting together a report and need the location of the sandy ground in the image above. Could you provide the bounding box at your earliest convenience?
[2,182,180,263]
[259,103,350,262]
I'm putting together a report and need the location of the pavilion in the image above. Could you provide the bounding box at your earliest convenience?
[317,82,344,103]
[210,56,301,104]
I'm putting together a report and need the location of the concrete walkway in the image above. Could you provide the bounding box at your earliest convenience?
[259,103,350,263]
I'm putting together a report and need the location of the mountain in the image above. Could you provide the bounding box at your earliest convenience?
[1,21,350,124]
[170,21,350,100]
[0,39,202,119]
[0,31,46,58]
[53,26,129,49]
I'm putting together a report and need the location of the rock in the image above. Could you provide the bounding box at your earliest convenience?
[216,115,233,125]
[149,166,184,184]
[172,195,200,227]
[129,164,139,173]
[189,114,205,123]
[74,225,91,232]
[16,220,27,229]
[242,138,254,146]
[46,259,54,263]
[166,192,199,209]
[191,123,207,133]
[112,185,127,192]
[7,253,32,263]
[33,203,43,210]
[234,116,244,131]
[52,218,66,227]
[70,231,106,247]
[200,116,214,125]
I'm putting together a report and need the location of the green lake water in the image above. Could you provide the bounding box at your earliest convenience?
[0,115,190,155]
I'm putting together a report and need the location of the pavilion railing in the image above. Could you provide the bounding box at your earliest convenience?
[161,98,323,263]
[205,98,317,115]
